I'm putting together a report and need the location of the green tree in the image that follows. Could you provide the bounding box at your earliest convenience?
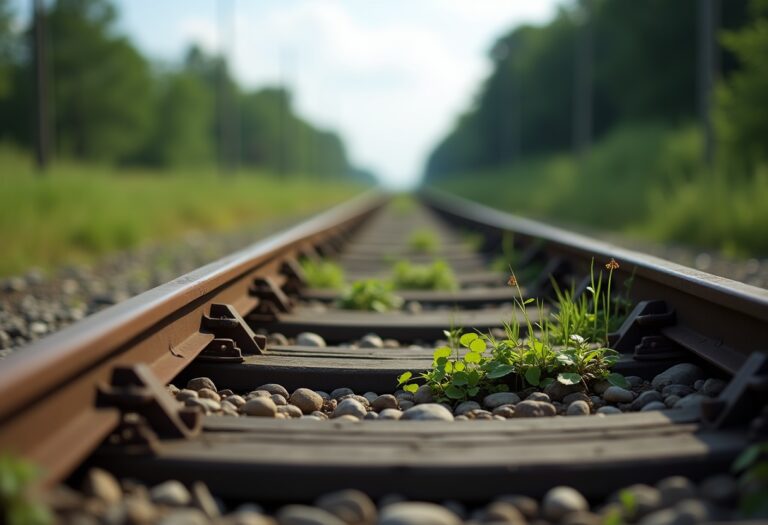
[48,0,152,162]
[0,0,13,100]
[716,0,768,169]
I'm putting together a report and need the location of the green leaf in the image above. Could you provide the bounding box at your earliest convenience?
[525,366,541,386]
[433,346,451,359]
[459,333,478,346]
[443,330,453,339]
[403,384,418,394]
[467,386,480,397]
[464,351,481,364]
[467,369,481,386]
[445,385,464,399]
[396,371,412,385]
[557,372,582,385]
[435,356,448,367]
[606,372,630,389]
[454,361,466,372]
[540,377,555,387]
[452,371,469,386]
[469,338,486,353]
[487,364,515,379]
[444,361,453,373]
[733,444,762,472]
[524,298,535,305]
[619,488,637,517]
[556,353,574,366]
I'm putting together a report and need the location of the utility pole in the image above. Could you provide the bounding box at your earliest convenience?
[573,0,593,157]
[32,0,51,172]
[698,0,719,167]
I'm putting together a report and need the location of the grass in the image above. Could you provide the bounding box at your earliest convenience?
[338,279,403,312]
[408,228,440,254]
[300,259,345,289]
[434,122,768,258]
[391,259,458,290]
[0,146,365,277]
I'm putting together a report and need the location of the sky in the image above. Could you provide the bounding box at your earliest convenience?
[16,0,561,187]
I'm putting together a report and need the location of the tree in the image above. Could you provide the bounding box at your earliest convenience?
[0,0,13,100]
[716,0,768,169]
[47,0,153,162]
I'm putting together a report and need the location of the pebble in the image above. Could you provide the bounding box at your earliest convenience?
[401,404,454,421]
[454,401,481,415]
[278,404,303,418]
[331,388,355,400]
[562,511,601,525]
[150,480,191,506]
[276,504,346,525]
[656,476,697,507]
[664,395,681,408]
[590,380,611,395]
[241,397,278,417]
[197,388,221,401]
[372,395,399,411]
[176,389,198,402]
[191,481,220,519]
[631,390,663,411]
[296,332,327,348]
[602,386,634,404]
[158,509,209,525]
[379,502,461,525]
[673,394,709,411]
[315,489,377,524]
[289,388,324,414]
[364,412,379,420]
[566,400,591,416]
[626,376,644,387]
[82,468,122,504]
[249,390,272,399]
[482,392,520,409]
[544,381,584,401]
[267,332,289,346]
[596,406,622,415]
[640,401,667,412]
[477,502,526,524]
[651,363,705,389]
[492,405,516,418]
[256,383,290,398]
[526,392,551,402]
[542,486,589,521]
[563,392,591,405]
[217,388,233,397]
[700,378,727,396]
[399,401,415,411]
[186,397,220,413]
[271,394,288,406]
[661,385,695,398]
[699,474,738,505]
[359,333,384,349]
[413,385,434,404]
[187,377,217,392]
[378,409,403,420]
[333,398,367,419]
[510,400,556,418]
[363,392,379,404]
[495,495,538,519]
[611,484,661,518]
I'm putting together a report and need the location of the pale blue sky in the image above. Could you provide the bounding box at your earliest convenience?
[14,1,562,187]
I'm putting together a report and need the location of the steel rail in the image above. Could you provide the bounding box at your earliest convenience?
[0,190,385,487]
[422,189,768,374]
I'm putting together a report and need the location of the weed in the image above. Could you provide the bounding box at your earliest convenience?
[338,279,403,312]
[733,442,768,518]
[461,230,485,252]
[408,228,440,254]
[300,259,345,289]
[391,259,458,290]
[0,455,52,525]
[392,194,416,215]
[397,270,628,399]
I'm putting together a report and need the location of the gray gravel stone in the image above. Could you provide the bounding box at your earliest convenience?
[652,364,705,389]
[482,392,520,409]
[333,398,367,419]
[82,468,122,504]
[454,401,481,415]
[187,377,216,392]
[662,384,695,398]
[150,480,191,506]
[315,489,377,524]
[363,392,379,404]
[631,390,663,411]
[610,484,661,518]
[699,474,738,505]
[256,383,290,398]
[563,392,592,405]
[413,385,434,404]
[603,386,634,403]
[398,400,414,411]
[197,388,220,401]
[542,486,589,521]
[526,392,551,402]
[372,395,399,411]
[359,333,384,349]
[289,388,324,414]
[158,509,209,525]
[656,476,697,507]
[331,388,355,400]
[379,502,461,525]
[512,400,557,418]
[664,395,681,408]
[267,332,289,346]
[296,332,326,347]
[544,381,584,401]
[401,404,454,421]
[378,409,403,420]
[477,501,526,524]
[278,404,303,418]
[700,378,727,396]
[673,394,709,411]
[240,397,277,417]
[566,400,590,416]
[176,389,198,402]
[492,405,516,418]
[596,406,622,415]
[277,504,346,525]
[641,401,667,412]
[495,495,538,519]
[271,394,288,406]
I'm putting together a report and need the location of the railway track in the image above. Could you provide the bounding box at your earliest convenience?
[1,190,767,523]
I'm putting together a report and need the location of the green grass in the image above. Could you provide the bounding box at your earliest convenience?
[434,122,768,258]
[391,259,458,290]
[300,259,345,289]
[408,228,440,254]
[0,146,365,276]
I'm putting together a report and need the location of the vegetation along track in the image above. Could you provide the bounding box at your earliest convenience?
[1,190,767,522]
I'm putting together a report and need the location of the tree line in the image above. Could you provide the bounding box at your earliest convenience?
[0,0,369,180]
[424,0,767,180]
